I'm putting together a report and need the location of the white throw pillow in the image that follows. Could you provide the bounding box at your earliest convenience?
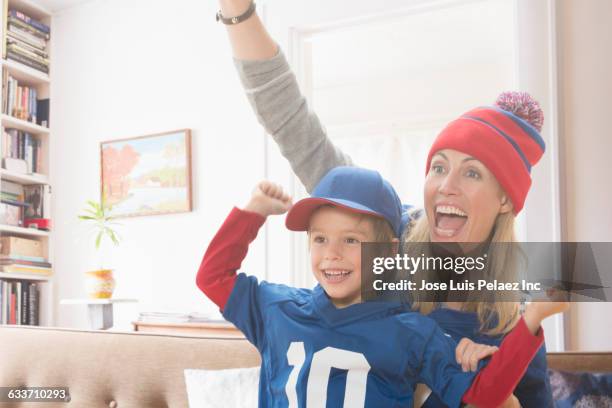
[184,367,260,408]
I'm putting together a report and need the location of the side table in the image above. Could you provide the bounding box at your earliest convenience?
[60,298,138,330]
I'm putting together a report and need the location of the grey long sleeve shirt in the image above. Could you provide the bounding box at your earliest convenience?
[233,50,353,193]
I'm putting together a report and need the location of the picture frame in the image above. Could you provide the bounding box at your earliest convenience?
[100,129,192,218]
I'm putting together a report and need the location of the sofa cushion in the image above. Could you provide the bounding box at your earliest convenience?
[548,369,612,407]
[184,367,259,408]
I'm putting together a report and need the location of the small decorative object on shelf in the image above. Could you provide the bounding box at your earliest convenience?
[84,269,115,299]
[77,199,122,299]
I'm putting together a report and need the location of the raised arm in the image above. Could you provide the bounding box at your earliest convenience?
[219,0,277,60]
[219,0,354,192]
[196,181,292,309]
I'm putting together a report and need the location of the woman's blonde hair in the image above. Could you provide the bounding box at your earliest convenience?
[403,210,521,336]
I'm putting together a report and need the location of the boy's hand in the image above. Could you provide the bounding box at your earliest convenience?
[455,338,499,372]
[244,181,292,217]
[524,288,570,335]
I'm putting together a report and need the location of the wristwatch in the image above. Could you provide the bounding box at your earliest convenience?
[216,1,256,25]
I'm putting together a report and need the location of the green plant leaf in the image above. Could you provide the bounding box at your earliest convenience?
[95,230,103,249]
[79,199,122,250]
[109,230,119,246]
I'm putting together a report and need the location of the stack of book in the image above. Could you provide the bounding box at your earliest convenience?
[5,9,50,74]
[0,278,40,325]
[1,128,43,174]
[138,311,191,323]
[0,235,52,276]
[0,257,52,275]
[137,311,224,324]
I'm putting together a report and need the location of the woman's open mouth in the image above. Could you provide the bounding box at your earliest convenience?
[434,205,468,238]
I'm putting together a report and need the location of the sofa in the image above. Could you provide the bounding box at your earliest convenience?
[0,325,260,407]
[0,325,610,408]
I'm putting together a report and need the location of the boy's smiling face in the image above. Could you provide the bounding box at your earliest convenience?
[308,206,376,308]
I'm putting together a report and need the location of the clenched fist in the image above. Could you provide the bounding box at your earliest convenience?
[243,181,292,217]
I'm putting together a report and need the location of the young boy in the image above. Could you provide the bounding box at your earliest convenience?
[196,166,566,408]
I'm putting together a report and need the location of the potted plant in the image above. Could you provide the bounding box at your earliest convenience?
[77,199,122,298]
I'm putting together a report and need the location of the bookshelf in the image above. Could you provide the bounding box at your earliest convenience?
[0,0,52,327]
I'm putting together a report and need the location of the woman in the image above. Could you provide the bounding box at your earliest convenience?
[216,1,553,406]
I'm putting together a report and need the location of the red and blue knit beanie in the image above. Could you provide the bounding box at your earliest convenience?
[425,91,545,214]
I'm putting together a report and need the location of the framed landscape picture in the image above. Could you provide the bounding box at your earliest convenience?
[100,129,192,218]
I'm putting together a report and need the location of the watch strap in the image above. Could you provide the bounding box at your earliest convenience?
[216,2,256,25]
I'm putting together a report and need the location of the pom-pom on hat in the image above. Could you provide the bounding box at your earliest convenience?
[286,166,403,238]
[425,91,545,214]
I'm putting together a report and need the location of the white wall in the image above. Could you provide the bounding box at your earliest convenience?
[558,0,612,351]
[50,0,268,329]
[48,0,612,349]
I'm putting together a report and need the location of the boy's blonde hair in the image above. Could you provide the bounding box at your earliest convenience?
[307,205,396,244]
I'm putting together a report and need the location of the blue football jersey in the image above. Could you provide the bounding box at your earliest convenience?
[423,308,553,408]
[223,273,476,407]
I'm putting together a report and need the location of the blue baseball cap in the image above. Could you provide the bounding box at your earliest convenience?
[285,166,403,238]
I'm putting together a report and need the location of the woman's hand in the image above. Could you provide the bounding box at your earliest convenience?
[243,181,292,217]
[524,288,570,335]
[497,393,522,408]
[455,338,499,372]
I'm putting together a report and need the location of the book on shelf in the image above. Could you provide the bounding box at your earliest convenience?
[0,258,51,268]
[8,9,50,35]
[1,190,20,201]
[0,278,39,325]
[0,254,46,263]
[7,43,49,66]
[0,179,23,199]
[1,128,43,173]
[7,35,48,59]
[37,99,49,127]
[6,37,47,58]
[7,24,46,50]
[8,16,49,40]
[7,49,48,74]
[0,263,52,275]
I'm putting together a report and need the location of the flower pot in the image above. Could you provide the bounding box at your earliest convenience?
[85,269,116,299]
